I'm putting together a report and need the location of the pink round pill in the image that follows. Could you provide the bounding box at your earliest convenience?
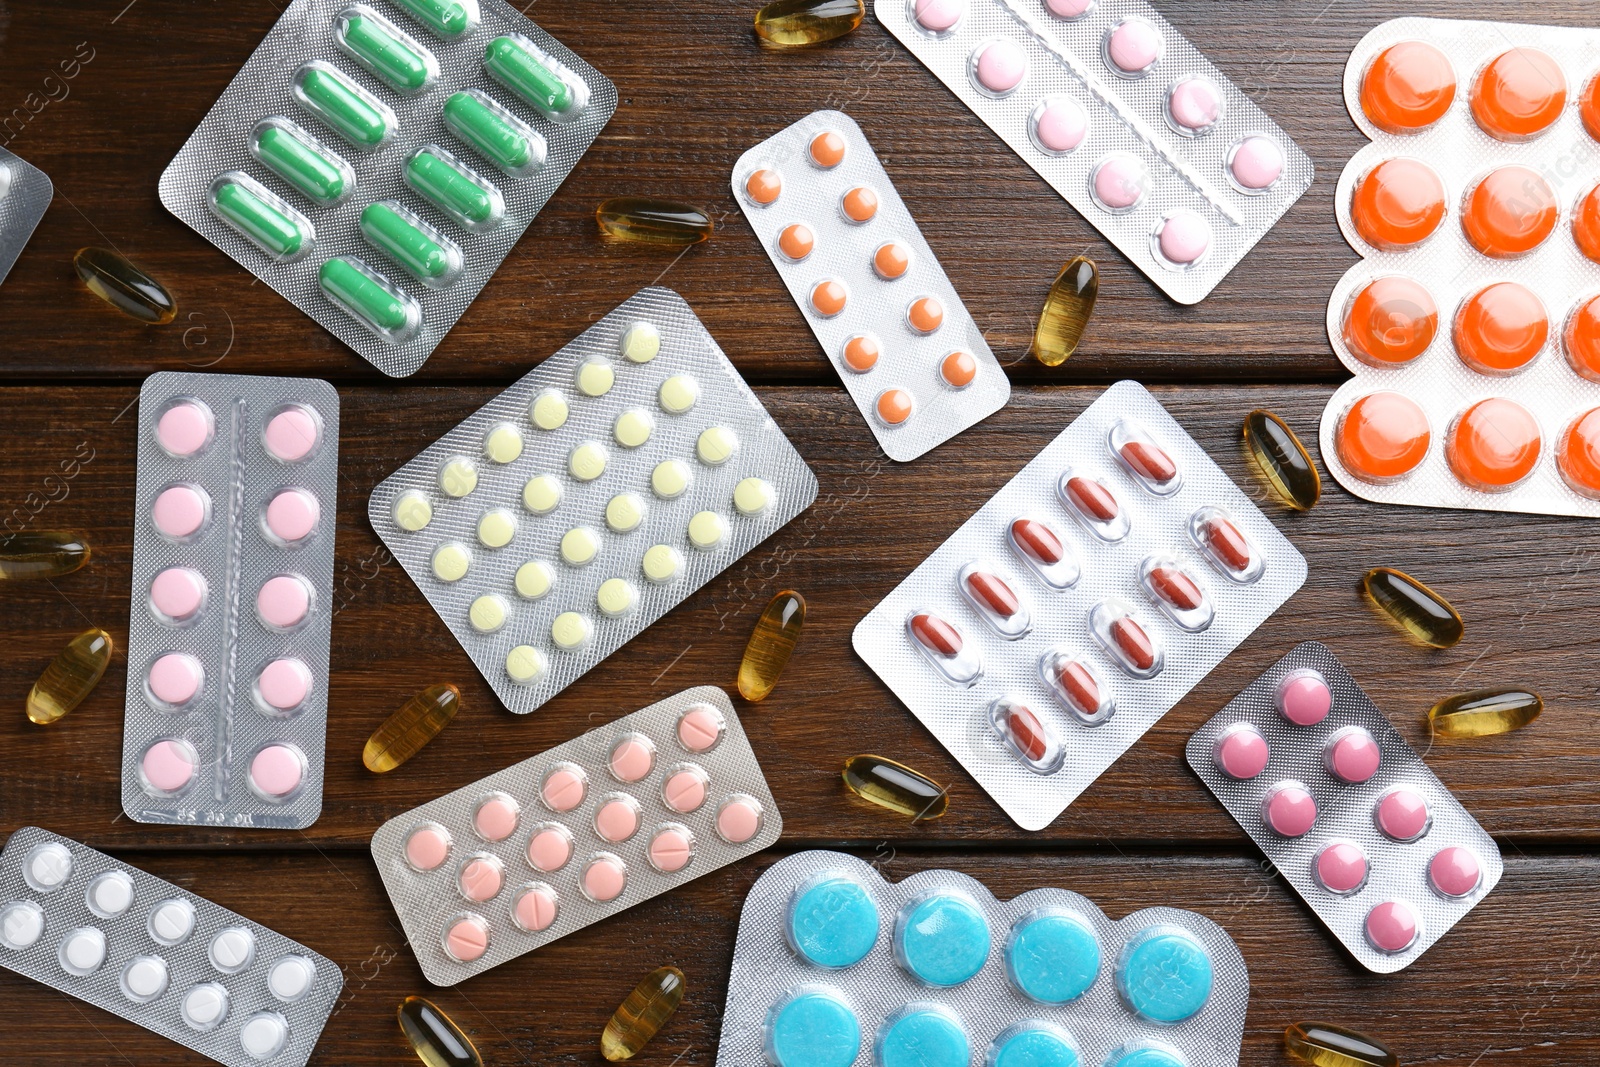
[664,770,709,813]
[608,737,654,783]
[1262,783,1317,837]
[257,658,311,712]
[1229,135,1284,191]
[1045,0,1093,17]
[474,796,519,842]
[445,918,487,962]
[541,766,587,812]
[973,39,1027,95]
[1168,77,1221,131]
[257,574,311,630]
[514,886,558,932]
[1429,846,1482,898]
[527,827,572,872]
[583,856,627,903]
[406,826,450,871]
[1365,899,1418,953]
[1314,841,1368,894]
[249,744,304,799]
[1105,18,1162,76]
[1326,727,1381,784]
[153,485,208,539]
[1214,724,1270,780]
[1091,153,1148,211]
[151,567,206,623]
[264,406,319,463]
[265,489,319,543]
[148,652,203,706]
[1276,670,1331,726]
[1375,788,1430,841]
[458,857,502,902]
[141,740,196,794]
[1033,97,1088,154]
[912,0,965,33]
[717,796,763,844]
[649,828,693,873]
[677,705,724,752]
[156,401,213,457]
[595,798,640,843]
[1156,209,1212,266]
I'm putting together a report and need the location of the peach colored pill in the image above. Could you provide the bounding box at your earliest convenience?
[459,858,502,902]
[664,770,708,813]
[541,767,586,812]
[649,827,693,873]
[809,130,846,168]
[474,796,519,841]
[609,737,654,783]
[874,242,910,279]
[907,296,944,334]
[264,406,319,462]
[514,886,558,932]
[583,856,626,902]
[257,574,311,629]
[445,918,487,961]
[810,279,847,317]
[257,658,311,712]
[718,797,763,843]
[406,826,450,871]
[841,186,878,223]
[153,485,207,538]
[151,567,206,622]
[745,168,782,205]
[843,335,880,373]
[778,223,814,261]
[527,828,571,872]
[677,705,724,752]
[595,798,640,842]
[876,389,913,426]
[250,744,303,798]
[941,351,976,388]
[148,652,203,706]
[142,740,196,793]
[265,488,319,543]
[157,401,212,457]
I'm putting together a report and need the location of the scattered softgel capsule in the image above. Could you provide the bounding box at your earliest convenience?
[737,590,805,702]
[1428,687,1541,737]
[1242,409,1320,510]
[753,0,863,47]
[841,754,949,820]
[364,683,462,772]
[0,531,91,580]
[1031,256,1098,367]
[1362,566,1463,647]
[398,995,482,1067]
[26,628,113,725]
[601,966,684,1061]
[1283,1021,1398,1067]
[74,247,175,324]
[596,198,713,245]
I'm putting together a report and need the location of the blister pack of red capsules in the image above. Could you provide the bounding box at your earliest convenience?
[853,381,1306,830]
[1323,18,1600,518]
[1185,642,1503,973]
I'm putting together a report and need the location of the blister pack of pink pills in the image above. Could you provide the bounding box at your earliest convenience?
[0,827,342,1067]
[852,380,1306,831]
[0,146,53,287]
[1322,18,1600,518]
[122,372,339,830]
[1185,641,1503,973]
[370,686,781,985]
[874,0,1313,304]
[732,110,1010,462]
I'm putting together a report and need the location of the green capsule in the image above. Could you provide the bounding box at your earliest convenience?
[361,201,461,285]
[319,257,418,342]
[209,175,312,260]
[293,62,393,149]
[405,147,503,230]
[442,90,544,177]
[251,120,351,205]
[391,0,476,39]
[336,7,437,94]
[484,35,579,119]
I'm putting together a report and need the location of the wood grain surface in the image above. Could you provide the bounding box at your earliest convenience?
[2,0,1598,1064]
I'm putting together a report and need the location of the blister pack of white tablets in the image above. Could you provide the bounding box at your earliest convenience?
[853,380,1305,831]
[874,0,1313,304]
[1185,641,1503,974]
[368,287,818,715]
[1322,17,1600,518]
[0,146,53,287]
[716,850,1248,1067]
[370,686,781,985]
[0,827,342,1067]
[159,0,616,377]
[732,110,1010,463]
[122,371,339,830]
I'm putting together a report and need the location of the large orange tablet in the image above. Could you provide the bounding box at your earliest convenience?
[1583,73,1600,143]
[1360,41,1457,133]
[1350,158,1446,250]
[1460,166,1557,258]
[1565,295,1600,383]
[1573,182,1600,264]
[1558,408,1600,499]
[1343,276,1437,365]
[1470,48,1566,142]
[1447,398,1542,491]
[1338,392,1431,482]
[1453,282,1547,375]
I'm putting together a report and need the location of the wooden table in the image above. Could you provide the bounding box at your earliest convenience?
[3,0,1598,1063]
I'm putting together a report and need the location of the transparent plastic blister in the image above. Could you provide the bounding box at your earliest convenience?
[122,372,339,829]
[1184,641,1504,974]
[0,828,341,1067]
[715,850,1248,1067]
[0,146,53,287]
[1322,17,1600,517]
[873,0,1313,304]
[158,0,616,377]
[852,381,1306,831]
[732,111,1011,462]
[369,687,782,985]
[368,287,819,715]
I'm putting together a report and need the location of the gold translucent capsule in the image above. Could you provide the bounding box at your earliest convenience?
[1284,1021,1398,1067]
[737,590,805,702]
[842,754,949,821]
[1362,567,1463,648]
[1031,255,1098,367]
[364,684,461,772]
[398,996,481,1067]
[1429,687,1541,737]
[595,198,713,246]
[27,628,114,725]
[73,247,176,324]
[1243,409,1321,510]
[753,0,865,47]
[0,531,91,580]
[601,966,684,1062]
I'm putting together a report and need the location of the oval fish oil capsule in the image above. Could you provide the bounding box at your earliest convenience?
[753,0,866,48]
[335,5,438,93]
[291,61,395,150]
[319,256,421,344]
[1362,566,1463,648]
[443,89,547,178]
[1243,409,1320,511]
[841,754,949,820]
[398,995,483,1067]
[906,609,982,687]
[1039,650,1113,724]
[600,966,685,1061]
[484,34,587,120]
[405,145,505,232]
[74,247,176,324]
[990,697,1064,774]
[596,198,714,246]
[364,683,460,772]
[27,628,114,725]
[250,118,354,206]
[360,201,464,288]
[1283,1021,1398,1067]
[208,172,314,262]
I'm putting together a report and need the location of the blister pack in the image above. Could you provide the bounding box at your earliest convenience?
[874,0,1312,304]
[370,686,781,985]
[368,287,818,715]
[1185,641,1503,974]
[732,110,1010,462]
[715,850,1248,1067]
[158,0,615,377]
[0,827,342,1067]
[853,380,1305,831]
[122,372,339,829]
[1323,17,1600,518]
[0,146,53,287]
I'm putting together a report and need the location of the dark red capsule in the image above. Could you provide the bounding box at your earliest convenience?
[1121,441,1177,484]
[1057,661,1100,714]
[1066,476,1119,522]
[1149,566,1203,610]
[911,613,962,656]
[1112,617,1156,670]
[1203,516,1253,572]
[966,571,1020,617]
[1006,704,1050,761]
[1010,518,1063,564]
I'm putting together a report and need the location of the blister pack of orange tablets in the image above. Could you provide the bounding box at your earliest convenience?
[1323,17,1600,518]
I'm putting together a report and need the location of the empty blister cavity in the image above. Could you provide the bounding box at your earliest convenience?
[208,172,314,263]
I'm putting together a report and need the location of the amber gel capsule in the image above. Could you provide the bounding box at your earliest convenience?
[1429,688,1541,737]
[74,247,176,324]
[1284,1021,1397,1067]
[1243,409,1321,510]
[0,531,91,580]
[364,684,461,772]
[1032,256,1098,366]
[738,590,805,701]
[601,966,684,1061]
[1362,567,1463,648]
[843,754,949,820]
[754,0,865,47]
[27,628,113,725]
[397,996,481,1067]
[596,198,713,246]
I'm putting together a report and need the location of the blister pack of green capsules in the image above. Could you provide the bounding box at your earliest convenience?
[159,0,615,377]
[0,146,53,287]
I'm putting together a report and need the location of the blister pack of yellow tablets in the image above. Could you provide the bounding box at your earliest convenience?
[0,146,53,287]
[159,0,615,377]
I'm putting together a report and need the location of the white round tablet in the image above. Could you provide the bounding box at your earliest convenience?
[182,982,230,1031]
[121,955,170,1002]
[268,954,315,1002]
[240,1012,289,1060]
[58,926,106,975]
[88,871,134,917]
[25,843,72,891]
[148,898,196,945]
[0,901,44,950]
[209,926,256,973]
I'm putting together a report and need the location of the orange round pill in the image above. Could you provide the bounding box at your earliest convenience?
[778,223,815,261]
[1558,407,1600,498]
[1572,182,1600,264]
[1471,48,1566,142]
[745,168,782,205]
[1360,41,1457,134]
[810,130,846,168]
[810,279,847,317]
[874,242,911,280]
[941,350,977,388]
[1447,397,1541,491]
[841,186,878,223]
[842,334,880,373]
[876,388,913,425]
[1563,294,1600,383]
[1460,166,1558,258]
[1583,73,1600,143]
[1350,158,1446,251]
[1338,391,1431,483]
[907,296,944,334]
[1453,282,1548,375]
[1343,276,1438,366]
